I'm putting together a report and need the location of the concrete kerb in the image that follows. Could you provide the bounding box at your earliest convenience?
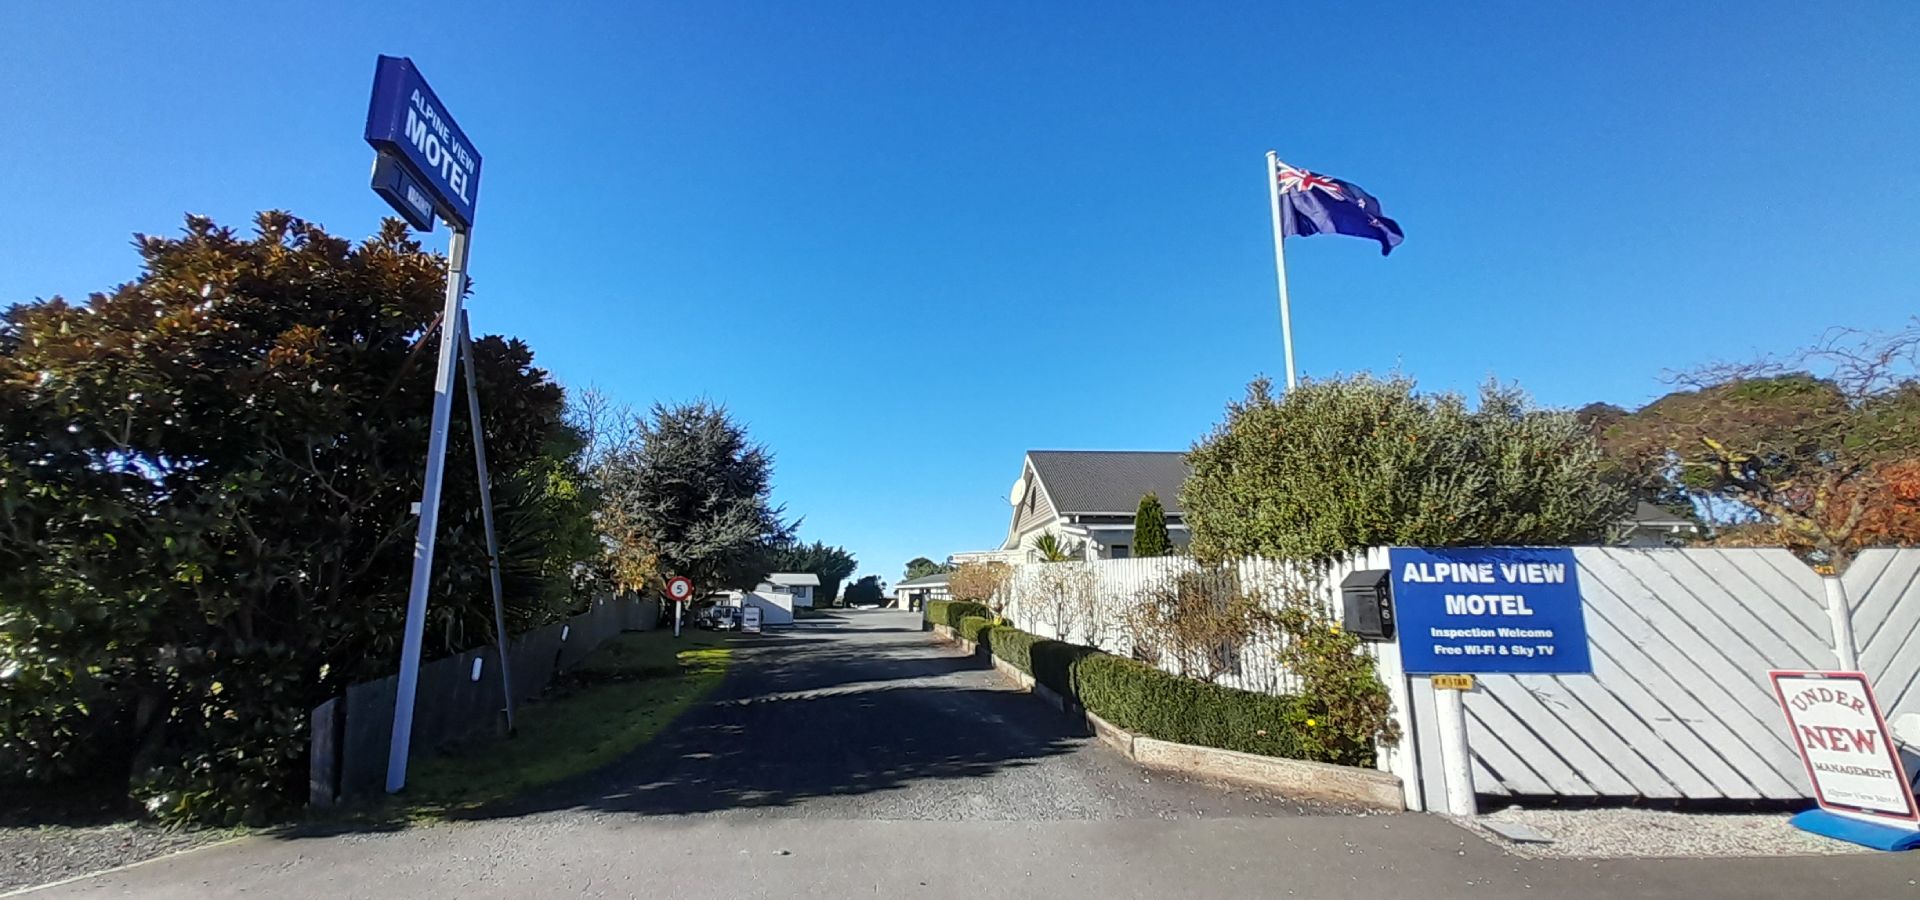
[927,626,1403,811]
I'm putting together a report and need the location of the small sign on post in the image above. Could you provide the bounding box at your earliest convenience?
[1430,674,1475,691]
[666,576,693,637]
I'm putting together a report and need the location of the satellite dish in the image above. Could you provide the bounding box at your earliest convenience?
[1009,477,1027,506]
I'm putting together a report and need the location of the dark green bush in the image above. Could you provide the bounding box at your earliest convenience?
[1029,637,1101,699]
[1183,375,1625,562]
[1073,655,1347,764]
[0,214,598,824]
[957,615,995,643]
[985,625,1034,673]
[927,600,992,628]
[971,623,1370,767]
[923,599,953,628]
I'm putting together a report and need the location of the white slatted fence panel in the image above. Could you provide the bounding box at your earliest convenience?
[994,546,1920,803]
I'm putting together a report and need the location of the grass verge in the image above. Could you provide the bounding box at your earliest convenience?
[392,629,733,819]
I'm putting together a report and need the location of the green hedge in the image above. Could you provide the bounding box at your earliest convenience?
[957,615,995,642]
[984,625,1034,673]
[968,623,1366,767]
[925,599,993,628]
[1073,654,1325,761]
[923,599,952,629]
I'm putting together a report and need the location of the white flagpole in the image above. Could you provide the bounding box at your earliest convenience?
[1264,150,1298,391]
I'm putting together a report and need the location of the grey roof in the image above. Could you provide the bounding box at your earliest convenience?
[1626,502,1696,527]
[1028,450,1189,515]
[895,572,951,588]
[767,572,820,586]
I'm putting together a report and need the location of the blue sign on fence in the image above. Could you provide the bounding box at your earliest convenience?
[1389,547,1593,675]
[364,56,481,229]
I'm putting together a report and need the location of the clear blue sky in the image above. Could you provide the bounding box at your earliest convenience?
[4,3,1917,589]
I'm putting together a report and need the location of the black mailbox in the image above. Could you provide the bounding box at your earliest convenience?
[1339,568,1395,641]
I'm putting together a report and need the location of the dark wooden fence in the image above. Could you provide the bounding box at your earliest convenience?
[309,592,659,805]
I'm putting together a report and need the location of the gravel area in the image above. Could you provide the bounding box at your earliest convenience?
[1467,806,1872,859]
[0,822,240,893]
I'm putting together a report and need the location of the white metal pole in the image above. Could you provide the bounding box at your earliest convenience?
[1265,150,1298,391]
[1433,683,1478,816]
[459,311,516,735]
[386,226,471,794]
[1823,574,1859,671]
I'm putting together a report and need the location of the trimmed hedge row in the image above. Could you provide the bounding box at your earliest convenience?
[962,622,1359,767]
[1072,654,1315,759]
[956,615,996,642]
[923,599,993,628]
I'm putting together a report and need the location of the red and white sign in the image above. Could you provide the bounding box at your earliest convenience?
[665,576,693,603]
[1769,670,1919,826]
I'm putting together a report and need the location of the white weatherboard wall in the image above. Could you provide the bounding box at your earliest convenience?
[996,547,1920,809]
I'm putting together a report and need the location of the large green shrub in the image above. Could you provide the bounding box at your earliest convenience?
[1183,375,1627,562]
[0,213,599,823]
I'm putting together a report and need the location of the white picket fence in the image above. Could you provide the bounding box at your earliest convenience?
[994,547,1920,810]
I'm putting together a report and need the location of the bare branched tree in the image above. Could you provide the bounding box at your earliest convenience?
[1124,565,1270,683]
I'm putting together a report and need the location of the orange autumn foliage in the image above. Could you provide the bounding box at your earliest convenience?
[1851,459,1920,546]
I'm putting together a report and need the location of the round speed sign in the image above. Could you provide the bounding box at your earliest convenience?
[665,576,694,602]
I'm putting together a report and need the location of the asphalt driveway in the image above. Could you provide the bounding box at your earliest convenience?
[511,607,1307,821]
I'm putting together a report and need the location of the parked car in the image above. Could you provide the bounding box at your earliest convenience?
[698,605,740,631]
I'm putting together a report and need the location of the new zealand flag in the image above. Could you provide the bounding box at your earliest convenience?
[1275,162,1404,256]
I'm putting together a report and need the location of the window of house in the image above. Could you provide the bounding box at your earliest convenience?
[1110,544,1130,559]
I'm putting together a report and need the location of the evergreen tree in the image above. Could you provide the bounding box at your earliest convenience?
[903,556,952,580]
[842,574,886,606]
[595,401,795,591]
[1132,491,1173,556]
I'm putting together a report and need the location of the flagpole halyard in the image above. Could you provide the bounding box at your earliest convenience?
[1265,151,1298,391]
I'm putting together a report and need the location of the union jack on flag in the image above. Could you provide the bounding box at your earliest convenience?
[1273,160,1403,256]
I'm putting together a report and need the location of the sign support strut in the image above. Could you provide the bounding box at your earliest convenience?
[460,310,516,736]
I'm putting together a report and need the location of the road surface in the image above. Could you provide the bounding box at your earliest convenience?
[20,610,1917,898]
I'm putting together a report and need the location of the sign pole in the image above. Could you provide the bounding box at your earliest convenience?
[386,225,471,794]
[1265,150,1298,391]
[1433,681,1478,816]
[459,311,516,736]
